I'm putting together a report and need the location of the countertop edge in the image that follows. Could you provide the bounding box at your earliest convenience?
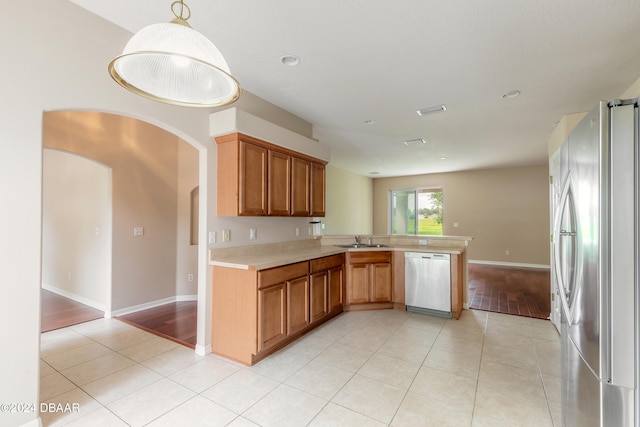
[210,245,465,271]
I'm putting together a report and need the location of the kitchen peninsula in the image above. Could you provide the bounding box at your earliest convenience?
[210,235,471,365]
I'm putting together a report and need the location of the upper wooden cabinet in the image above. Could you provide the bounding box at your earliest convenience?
[291,157,310,216]
[310,162,326,217]
[268,150,291,216]
[216,133,326,217]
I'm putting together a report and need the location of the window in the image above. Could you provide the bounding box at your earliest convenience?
[391,188,443,235]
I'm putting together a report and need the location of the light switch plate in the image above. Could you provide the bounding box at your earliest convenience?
[208,231,216,244]
[250,228,257,240]
[222,229,230,242]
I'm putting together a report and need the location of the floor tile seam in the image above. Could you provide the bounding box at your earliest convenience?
[115,339,184,364]
[96,331,160,353]
[470,318,490,425]
[62,354,147,390]
[114,343,182,370]
[423,353,482,381]
[475,375,547,402]
[315,401,390,426]
[39,372,82,403]
[45,344,116,367]
[72,359,164,402]
[529,339,559,418]
[114,380,197,427]
[40,338,115,364]
[240,381,328,424]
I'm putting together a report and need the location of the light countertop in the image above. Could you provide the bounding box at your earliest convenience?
[210,244,465,271]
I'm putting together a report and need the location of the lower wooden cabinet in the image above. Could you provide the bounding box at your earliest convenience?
[212,254,344,365]
[287,275,310,335]
[346,251,393,306]
[257,283,286,352]
[310,272,329,323]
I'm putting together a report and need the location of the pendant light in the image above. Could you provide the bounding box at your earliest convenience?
[108,0,241,108]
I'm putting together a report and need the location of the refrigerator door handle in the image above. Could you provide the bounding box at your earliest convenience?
[553,173,582,324]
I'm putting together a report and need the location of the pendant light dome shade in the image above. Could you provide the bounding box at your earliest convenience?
[108,13,241,107]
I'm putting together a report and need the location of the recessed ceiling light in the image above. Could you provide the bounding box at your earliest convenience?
[416,105,447,116]
[404,138,426,146]
[369,171,380,175]
[365,119,376,125]
[280,55,300,66]
[440,156,447,160]
[501,90,521,99]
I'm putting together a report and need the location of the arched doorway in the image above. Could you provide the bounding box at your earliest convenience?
[41,110,202,347]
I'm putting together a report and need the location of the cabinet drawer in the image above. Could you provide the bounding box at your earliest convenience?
[310,254,345,273]
[348,251,391,265]
[258,261,309,289]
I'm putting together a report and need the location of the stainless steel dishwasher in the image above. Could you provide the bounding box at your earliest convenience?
[405,252,451,317]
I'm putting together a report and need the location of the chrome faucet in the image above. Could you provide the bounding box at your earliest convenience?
[355,235,361,245]
[367,237,372,246]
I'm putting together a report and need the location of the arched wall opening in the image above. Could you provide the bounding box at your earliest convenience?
[42,110,210,353]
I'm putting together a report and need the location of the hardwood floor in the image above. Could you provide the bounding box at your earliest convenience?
[41,289,104,333]
[467,263,551,319]
[118,301,197,349]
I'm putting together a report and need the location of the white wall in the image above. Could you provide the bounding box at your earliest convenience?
[42,149,111,310]
[324,165,373,235]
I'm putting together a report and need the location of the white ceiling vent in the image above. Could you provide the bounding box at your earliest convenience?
[403,138,426,146]
[416,105,447,116]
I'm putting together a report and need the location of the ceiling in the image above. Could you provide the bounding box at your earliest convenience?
[71,0,640,177]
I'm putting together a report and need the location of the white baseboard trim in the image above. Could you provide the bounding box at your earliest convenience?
[110,294,199,317]
[195,344,212,356]
[468,260,550,269]
[176,294,198,302]
[42,284,106,312]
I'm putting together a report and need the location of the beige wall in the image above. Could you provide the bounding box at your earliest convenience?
[44,111,184,312]
[373,165,551,265]
[42,149,111,310]
[176,141,199,297]
[324,165,373,235]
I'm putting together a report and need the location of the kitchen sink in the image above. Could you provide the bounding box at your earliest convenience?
[336,244,389,248]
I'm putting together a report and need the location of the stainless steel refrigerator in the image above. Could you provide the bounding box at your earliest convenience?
[551,99,638,426]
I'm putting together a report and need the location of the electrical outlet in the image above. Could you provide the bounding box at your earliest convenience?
[250,228,257,240]
[418,239,427,245]
[133,226,144,236]
[295,227,300,236]
[187,274,194,282]
[222,229,230,242]
[208,231,216,244]
[453,222,459,228]
[506,249,510,256]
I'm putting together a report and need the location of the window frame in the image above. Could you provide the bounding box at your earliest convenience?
[389,186,443,236]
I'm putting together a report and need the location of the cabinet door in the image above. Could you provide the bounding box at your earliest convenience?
[268,150,291,216]
[310,272,329,323]
[258,283,286,352]
[287,275,309,335]
[370,263,392,303]
[347,264,369,304]
[328,265,344,313]
[291,157,310,216]
[310,162,326,217]
[239,141,268,216]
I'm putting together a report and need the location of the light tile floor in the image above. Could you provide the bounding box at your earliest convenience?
[40,309,561,426]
